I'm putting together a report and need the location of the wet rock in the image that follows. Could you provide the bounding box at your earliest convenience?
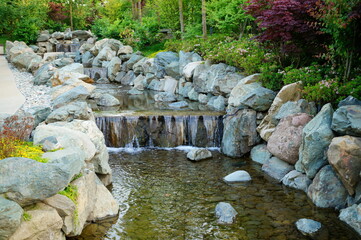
[250,144,272,165]
[338,96,361,107]
[207,95,226,111]
[0,197,23,240]
[169,101,188,108]
[328,136,361,195]
[282,170,311,192]
[296,104,334,178]
[215,202,237,224]
[182,61,204,80]
[187,148,212,161]
[222,109,259,157]
[262,157,294,182]
[46,101,92,123]
[295,218,328,240]
[107,57,122,81]
[331,105,361,137]
[96,94,120,107]
[267,113,312,164]
[52,85,90,109]
[154,92,177,102]
[307,165,348,209]
[339,204,361,235]
[0,157,79,206]
[224,170,251,182]
[9,203,64,240]
[257,82,303,141]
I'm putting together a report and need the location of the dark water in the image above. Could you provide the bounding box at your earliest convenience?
[78,148,359,240]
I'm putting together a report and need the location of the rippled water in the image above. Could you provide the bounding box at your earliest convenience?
[76,148,360,240]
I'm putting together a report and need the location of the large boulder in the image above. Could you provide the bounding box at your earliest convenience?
[51,78,95,100]
[0,198,23,240]
[12,52,42,72]
[328,136,361,195]
[108,57,122,81]
[72,30,93,40]
[45,101,92,123]
[267,113,312,164]
[33,63,56,86]
[207,95,226,111]
[154,92,177,102]
[221,109,259,157]
[193,62,245,95]
[262,157,294,182]
[8,45,34,62]
[296,104,334,178]
[0,157,79,206]
[274,99,316,121]
[96,94,120,107]
[179,51,202,73]
[9,203,64,240]
[124,54,144,71]
[338,96,361,107]
[282,170,312,192]
[163,76,178,94]
[165,61,181,79]
[118,45,133,55]
[339,204,361,235]
[331,105,361,137]
[50,71,93,87]
[48,120,111,175]
[257,82,303,141]
[307,165,348,209]
[82,51,94,67]
[52,85,90,109]
[182,61,204,80]
[133,57,148,74]
[33,124,96,161]
[92,46,116,67]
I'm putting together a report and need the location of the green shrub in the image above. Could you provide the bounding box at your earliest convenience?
[12,18,39,44]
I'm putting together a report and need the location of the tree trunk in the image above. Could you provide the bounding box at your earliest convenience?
[179,0,185,34]
[138,0,142,22]
[70,2,73,30]
[202,0,207,39]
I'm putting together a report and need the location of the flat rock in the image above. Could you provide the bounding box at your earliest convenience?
[250,144,272,165]
[332,105,361,137]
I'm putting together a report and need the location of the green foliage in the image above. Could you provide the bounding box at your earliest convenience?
[71,173,83,182]
[58,184,78,204]
[282,65,324,86]
[12,19,40,44]
[140,42,165,57]
[22,212,32,222]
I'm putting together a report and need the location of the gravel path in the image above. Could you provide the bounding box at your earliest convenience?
[8,63,52,112]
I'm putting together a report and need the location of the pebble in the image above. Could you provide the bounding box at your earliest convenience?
[8,63,52,112]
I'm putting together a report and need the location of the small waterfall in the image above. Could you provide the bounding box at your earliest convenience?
[95,115,223,148]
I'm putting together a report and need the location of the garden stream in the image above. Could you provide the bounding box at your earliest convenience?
[73,85,360,240]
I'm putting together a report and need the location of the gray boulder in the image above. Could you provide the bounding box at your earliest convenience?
[26,105,51,128]
[182,61,204,80]
[128,88,143,95]
[118,45,133,55]
[120,71,136,85]
[186,148,212,161]
[33,63,55,86]
[338,96,361,107]
[188,88,199,101]
[155,51,179,68]
[215,202,237,224]
[0,198,23,240]
[169,101,188,108]
[262,157,294,182]
[72,30,93,40]
[165,61,181,79]
[132,57,148,74]
[179,51,202,74]
[238,86,276,111]
[93,46,116,67]
[274,99,317,121]
[221,109,259,157]
[295,218,328,239]
[125,54,144,71]
[179,82,193,98]
[52,85,90,109]
[52,57,74,68]
[107,57,122,81]
[250,144,272,165]
[82,51,94,67]
[193,62,245,95]
[37,33,50,42]
[0,157,80,206]
[12,52,41,71]
[307,165,348,209]
[332,105,361,137]
[223,170,251,182]
[46,101,92,123]
[282,170,312,192]
[154,92,177,102]
[59,63,84,74]
[96,94,120,106]
[339,204,361,235]
[296,103,334,178]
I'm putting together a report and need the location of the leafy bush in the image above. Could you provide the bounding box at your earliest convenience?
[0,138,47,163]
[12,18,40,44]
[59,184,78,204]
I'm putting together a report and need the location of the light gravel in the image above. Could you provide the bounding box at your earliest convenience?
[8,63,52,112]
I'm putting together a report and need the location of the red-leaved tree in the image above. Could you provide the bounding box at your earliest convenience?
[246,0,326,66]
[48,2,68,23]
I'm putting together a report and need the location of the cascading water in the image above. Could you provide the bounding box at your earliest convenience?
[95,114,223,148]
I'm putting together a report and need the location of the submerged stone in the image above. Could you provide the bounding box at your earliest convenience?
[215,202,238,224]
[223,170,251,182]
